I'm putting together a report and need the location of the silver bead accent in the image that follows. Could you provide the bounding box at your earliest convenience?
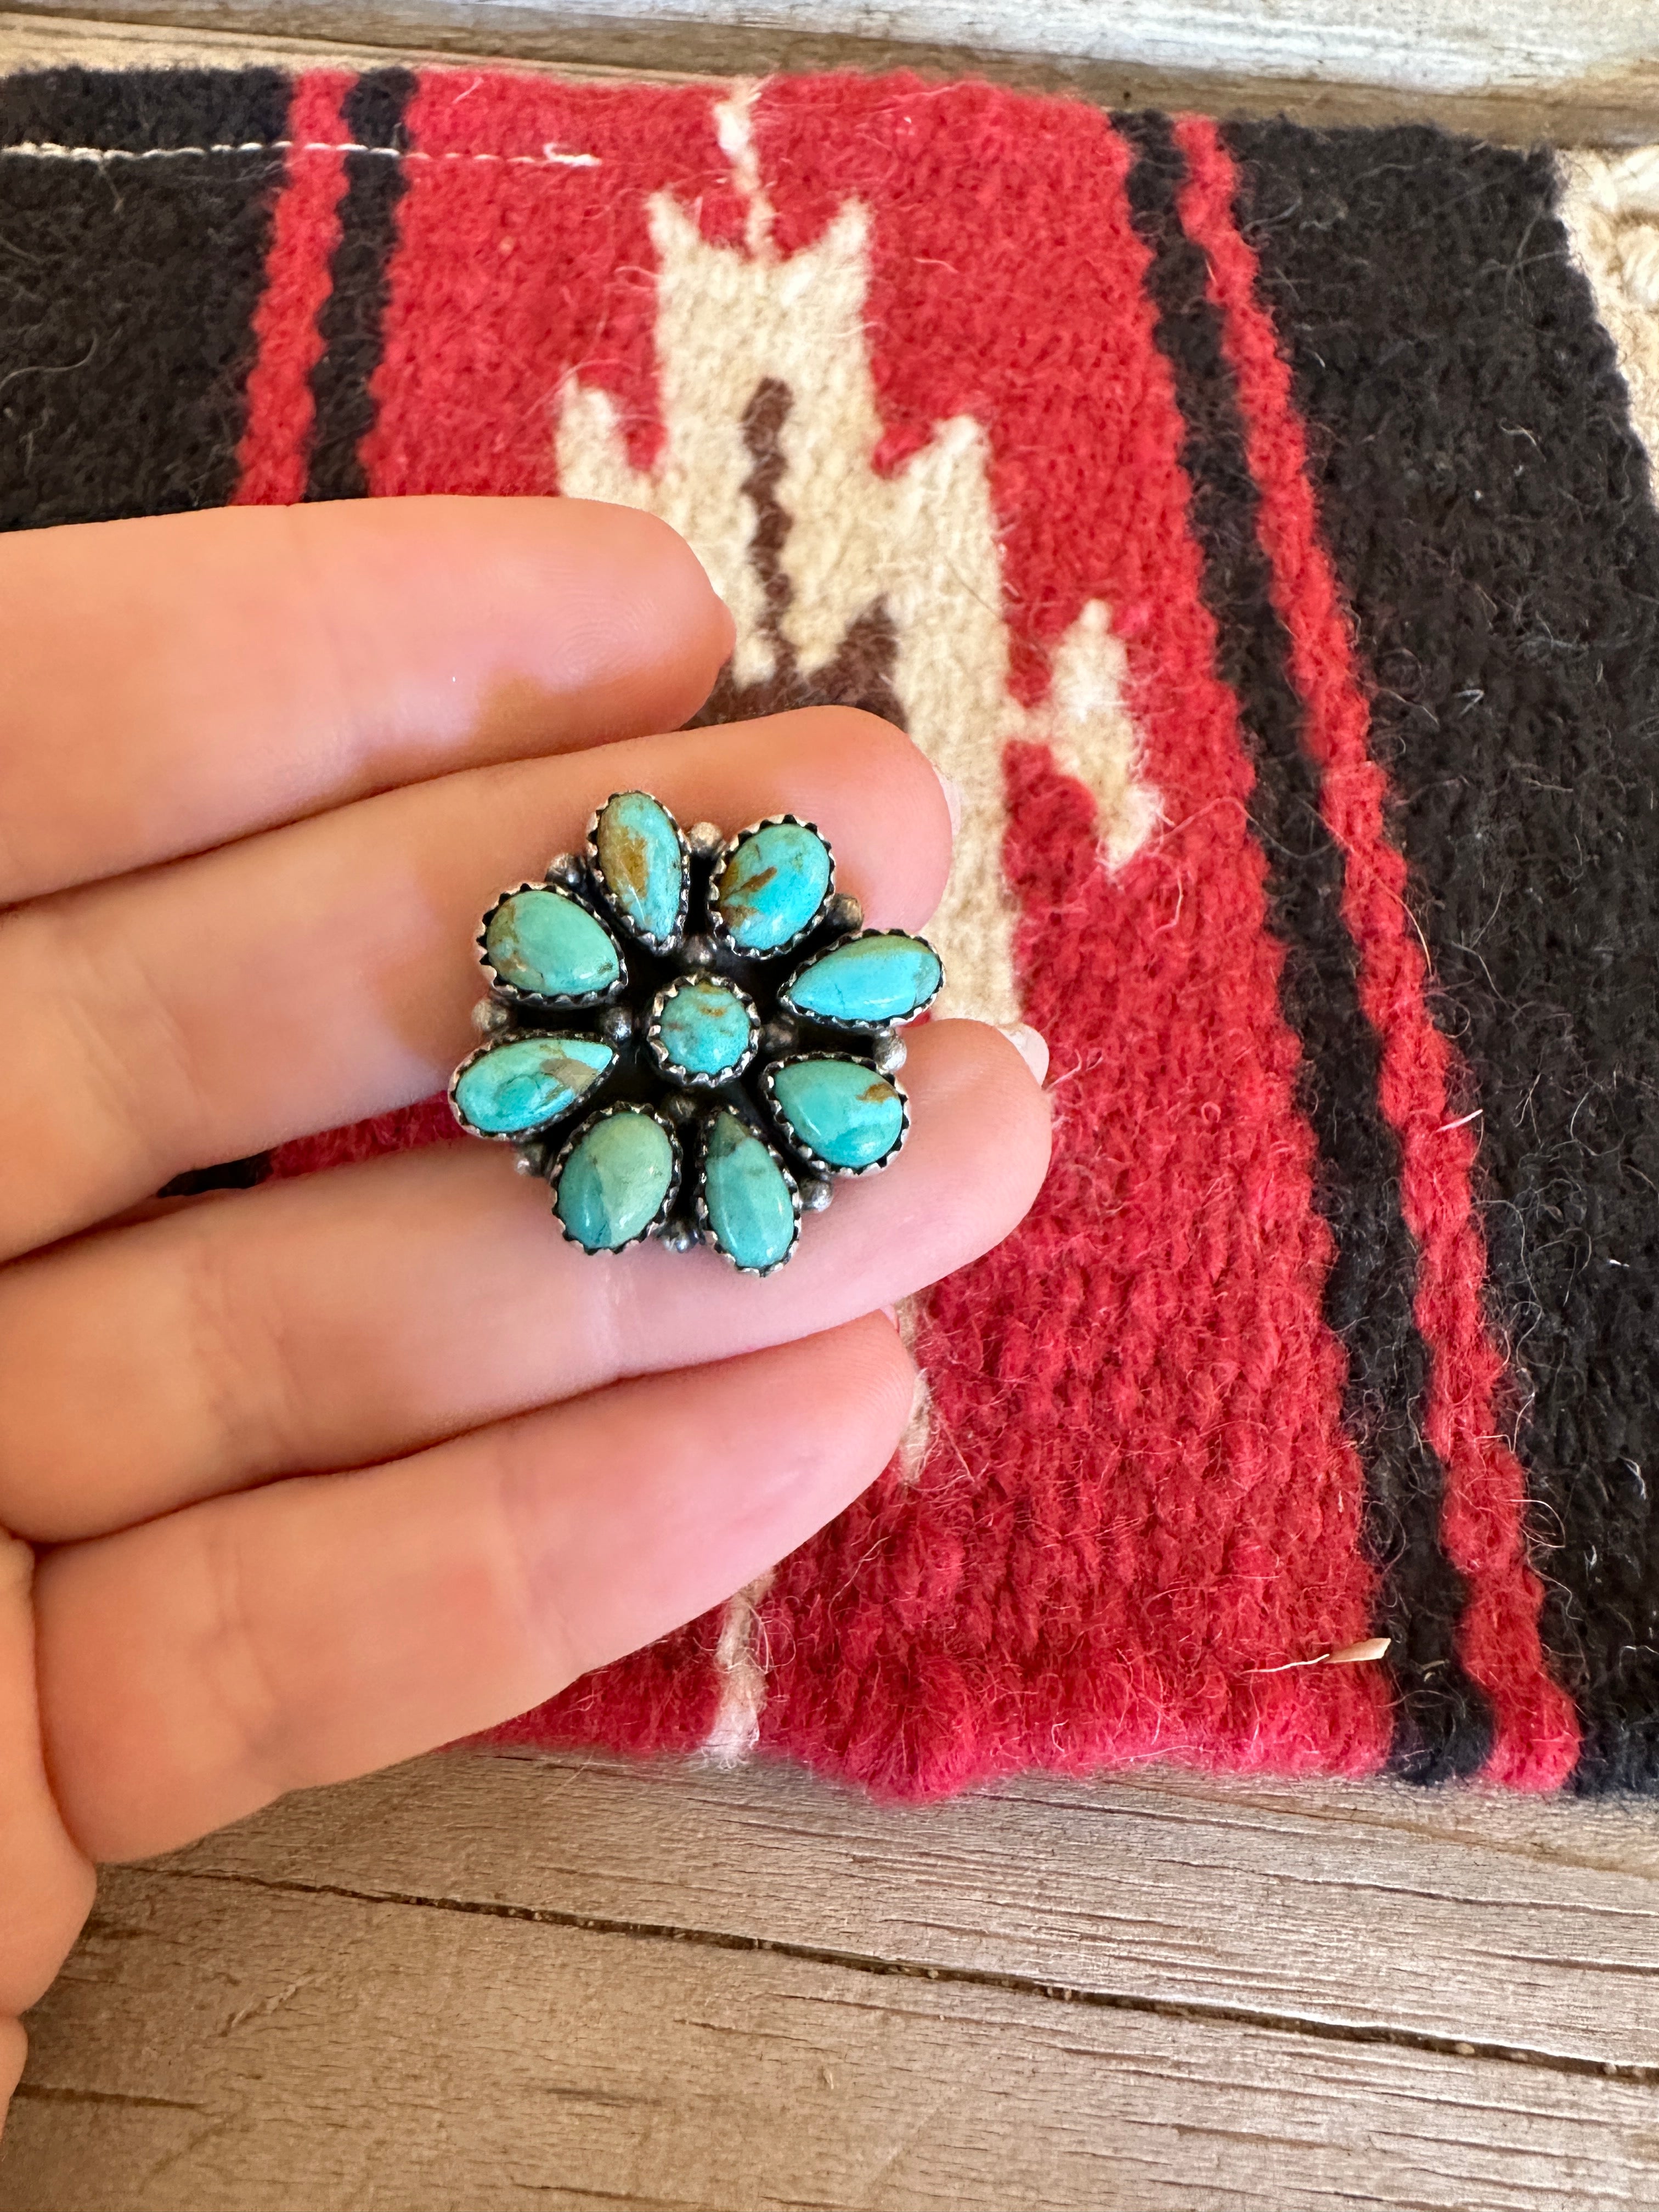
[681,934,716,969]
[799,1176,834,1213]
[685,820,725,861]
[825,891,864,935]
[471,997,512,1036]
[659,1088,701,1125]
[513,1144,549,1178]
[759,1017,800,1059]
[599,1004,634,1046]
[657,1219,700,1254]
[870,1030,907,1076]
[544,852,586,888]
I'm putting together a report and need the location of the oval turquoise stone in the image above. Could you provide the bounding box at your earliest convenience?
[484,889,621,999]
[784,933,942,1025]
[716,820,832,952]
[454,1034,614,1136]
[595,791,685,945]
[656,977,754,1077]
[555,1110,676,1251]
[702,1112,797,1271]
[772,1058,905,1170]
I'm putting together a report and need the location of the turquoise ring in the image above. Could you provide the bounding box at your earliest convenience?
[449,792,943,1275]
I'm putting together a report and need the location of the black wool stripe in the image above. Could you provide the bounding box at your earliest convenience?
[1227,122,1659,1792]
[0,63,288,151]
[305,67,416,503]
[0,68,290,529]
[1115,110,1494,1782]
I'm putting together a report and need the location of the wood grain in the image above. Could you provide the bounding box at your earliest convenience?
[3,2,1658,143]
[9,1753,1659,2208]
[166,1752,1659,2070]
[7,1829,1659,2212]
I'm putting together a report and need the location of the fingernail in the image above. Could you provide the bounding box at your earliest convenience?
[879,1303,899,1325]
[999,1023,1049,1086]
[936,768,963,842]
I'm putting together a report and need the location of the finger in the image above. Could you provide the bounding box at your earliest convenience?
[2,708,951,1261]
[35,1319,914,1863]
[0,1531,95,2016]
[0,1022,1047,1541]
[1,2019,24,2123]
[0,498,733,906]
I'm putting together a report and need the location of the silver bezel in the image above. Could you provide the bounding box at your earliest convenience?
[693,1110,803,1277]
[477,881,629,1013]
[547,1101,682,1254]
[759,1053,911,1178]
[776,928,945,1032]
[447,1030,618,1143]
[708,812,837,964]
[644,974,761,1089]
[585,790,692,953]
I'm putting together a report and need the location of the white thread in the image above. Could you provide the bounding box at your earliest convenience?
[0,138,600,167]
[893,1295,935,1485]
[699,1572,774,1765]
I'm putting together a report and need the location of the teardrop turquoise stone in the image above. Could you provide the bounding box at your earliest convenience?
[484,889,621,999]
[454,1034,614,1136]
[772,1058,905,1170]
[783,933,942,1026]
[595,791,686,945]
[716,820,832,952]
[555,1110,676,1251]
[656,977,754,1076]
[702,1111,797,1271]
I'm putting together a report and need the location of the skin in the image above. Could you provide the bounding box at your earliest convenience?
[0,497,1051,2128]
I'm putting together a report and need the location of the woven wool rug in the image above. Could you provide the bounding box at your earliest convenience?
[5,64,1659,1796]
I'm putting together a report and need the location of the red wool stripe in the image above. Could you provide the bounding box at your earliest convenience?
[233,70,356,506]
[744,77,1390,1787]
[1172,115,1578,1788]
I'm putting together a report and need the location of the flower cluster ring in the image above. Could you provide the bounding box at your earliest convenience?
[449,792,944,1274]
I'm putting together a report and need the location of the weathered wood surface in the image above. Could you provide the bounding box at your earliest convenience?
[163,1751,1659,2072]
[2,0,1658,141]
[7,1751,1659,2210]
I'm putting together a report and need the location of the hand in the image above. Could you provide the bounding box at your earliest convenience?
[0,496,1049,2123]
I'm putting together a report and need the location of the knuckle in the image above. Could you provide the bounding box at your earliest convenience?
[180,1216,300,1494]
[35,893,206,1194]
[195,1508,296,1801]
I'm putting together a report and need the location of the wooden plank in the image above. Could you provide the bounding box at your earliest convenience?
[161,1751,1659,2072]
[3,2,1658,144]
[0,8,697,77]
[5,1858,1657,2212]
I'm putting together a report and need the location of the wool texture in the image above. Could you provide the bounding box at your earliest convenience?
[4,63,1658,1794]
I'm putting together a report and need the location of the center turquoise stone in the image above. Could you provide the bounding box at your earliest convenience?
[783,932,943,1026]
[701,1111,798,1272]
[454,1033,614,1136]
[716,820,832,953]
[654,976,754,1077]
[594,790,685,946]
[770,1057,905,1170]
[555,1109,676,1252]
[484,888,622,1000]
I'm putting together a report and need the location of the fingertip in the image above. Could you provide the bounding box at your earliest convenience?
[921,1020,1053,1254]
[0,2017,25,2117]
[546,498,736,728]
